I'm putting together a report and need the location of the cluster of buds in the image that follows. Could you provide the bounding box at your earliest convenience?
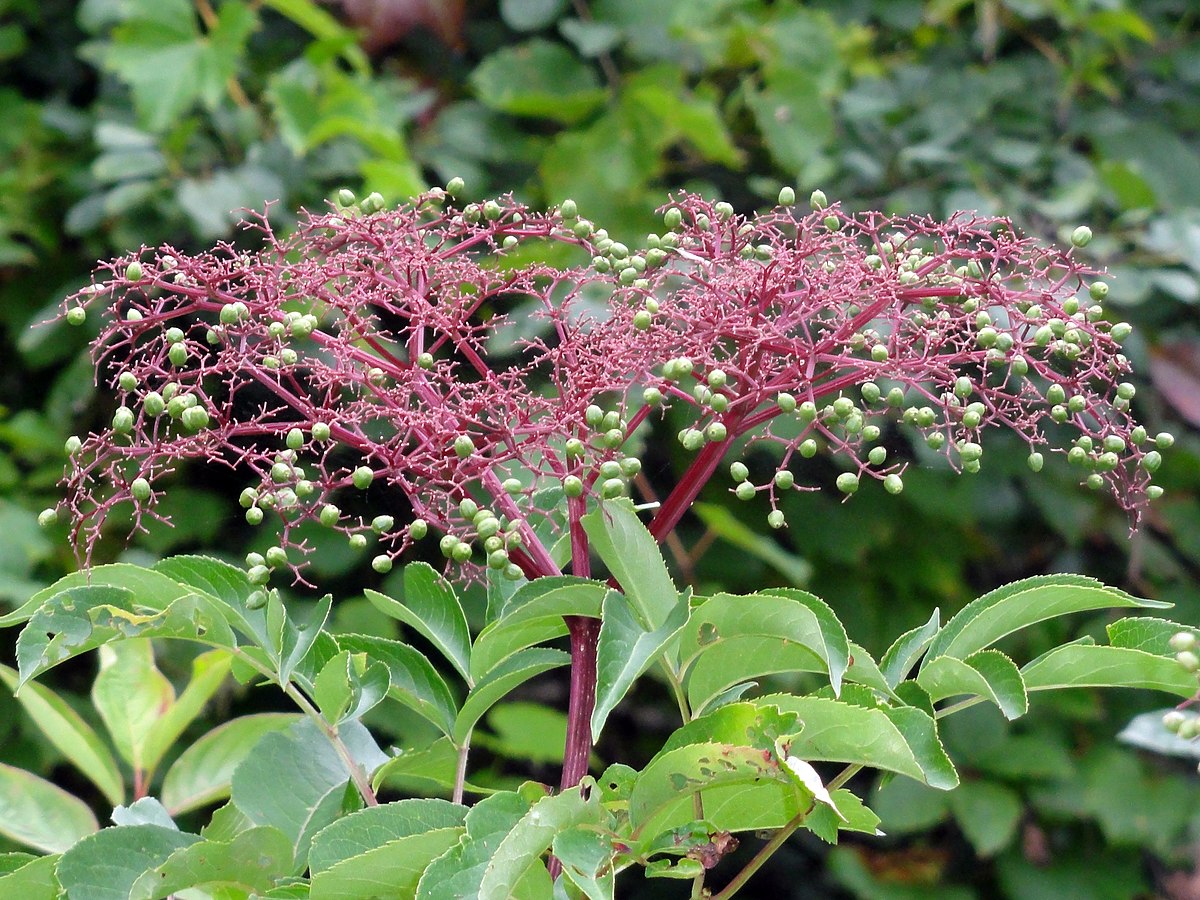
[49,181,1165,585]
[1162,631,1200,761]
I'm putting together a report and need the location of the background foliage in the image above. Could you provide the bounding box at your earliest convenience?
[1,0,1197,896]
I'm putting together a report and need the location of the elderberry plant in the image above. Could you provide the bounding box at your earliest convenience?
[4,184,1190,899]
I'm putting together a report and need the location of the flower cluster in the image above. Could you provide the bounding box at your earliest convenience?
[52,184,1165,584]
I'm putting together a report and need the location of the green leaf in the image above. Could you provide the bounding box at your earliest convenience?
[480,703,570,765]
[471,39,605,123]
[16,585,236,687]
[949,779,1022,857]
[552,827,615,900]
[500,0,568,31]
[679,589,850,709]
[366,562,471,683]
[0,762,98,853]
[745,67,833,173]
[763,694,958,789]
[917,649,1028,720]
[308,799,466,900]
[336,634,458,736]
[628,742,809,839]
[582,498,677,629]
[880,609,940,688]
[691,502,810,585]
[2,563,196,628]
[372,737,495,798]
[231,718,386,865]
[141,648,233,777]
[454,648,569,743]
[925,575,1169,661]
[313,650,390,725]
[128,825,294,898]
[591,590,688,738]
[161,713,301,815]
[1021,643,1197,697]
[471,577,606,681]
[277,592,334,686]
[56,824,198,900]
[479,783,602,896]
[0,854,60,900]
[0,664,124,807]
[1106,616,1194,654]
[844,642,898,698]
[803,788,883,844]
[415,791,547,900]
[91,640,175,775]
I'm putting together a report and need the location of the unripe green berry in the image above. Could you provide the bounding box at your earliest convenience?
[824,215,840,230]
[563,475,584,497]
[1156,432,1175,450]
[125,260,143,281]
[836,472,859,494]
[633,310,652,330]
[372,555,393,574]
[706,422,728,443]
[599,461,622,479]
[680,428,704,451]
[778,186,796,205]
[141,391,164,417]
[566,438,585,458]
[265,547,288,568]
[1027,452,1044,472]
[245,507,264,525]
[620,457,641,477]
[959,442,983,463]
[451,541,473,563]
[1169,632,1197,653]
[871,344,889,361]
[372,515,395,534]
[247,565,270,585]
[664,208,682,229]
[446,176,465,196]
[1163,710,1187,733]
[263,356,279,370]
[796,401,816,422]
[65,435,83,456]
[1011,356,1029,376]
[454,435,475,458]
[776,392,797,413]
[486,549,509,569]
[1147,485,1164,500]
[800,439,818,458]
[319,504,340,527]
[1087,473,1105,490]
[868,446,887,466]
[504,563,524,581]
[735,481,756,501]
[1110,322,1132,341]
[585,405,603,427]
[883,474,904,495]
[1070,225,1092,248]
[349,533,368,550]
[409,519,428,540]
[810,190,828,209]
[38,507,58,528]
[601,478,625,499]
[774,470,795,489]
[768,510,786,529]
[476,517,501,539]
[559,198,577,219]
[286,428,305,450]
[730,462,749,482]
[643,387,663,406]
[351,466,373,490]
[66,306,87,326]
[245,590,268,611]
[1089,281,1108,301]
[861,382,881,404]
[1141,450,1162,473]
[113,406,134,433]
[1050,404,1068,423]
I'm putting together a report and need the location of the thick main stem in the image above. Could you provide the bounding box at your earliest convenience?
[560,615,601,790]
